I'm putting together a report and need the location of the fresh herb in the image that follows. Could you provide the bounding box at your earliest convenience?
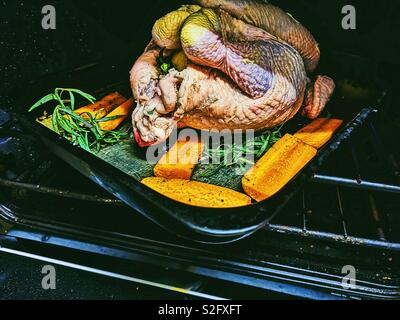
[160,63,170,75]
[157,49,172,75]
[198,126,283,177]
[29,88,128,153]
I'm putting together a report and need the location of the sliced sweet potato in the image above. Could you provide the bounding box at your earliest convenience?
[154,140,204,180]
[99,98,135,131]
[75,92,126,119]
[294,118,343,149]
[141,177,252,208]
[242,134,317,202]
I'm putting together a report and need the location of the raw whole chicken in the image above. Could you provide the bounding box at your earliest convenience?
[130,0,335,146]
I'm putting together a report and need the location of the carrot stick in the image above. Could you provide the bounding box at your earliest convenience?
[242,134,317,202]
[154,140,204,180]
[99,98,135,131]
[75,92,126,120]
[141,177,251,208]
[294,118,343,149]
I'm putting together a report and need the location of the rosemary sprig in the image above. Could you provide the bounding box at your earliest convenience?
[29,88,127,153]
[199,126,283,177]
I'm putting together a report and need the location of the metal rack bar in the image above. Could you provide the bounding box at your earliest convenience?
[301,189,307,232]
[350,142,363,183]
[311,174,400,194]
[0,177,123,205]
[336,187,348,238]
[388,153,400,183]
[266,223,400,251]
[369,194,387,241]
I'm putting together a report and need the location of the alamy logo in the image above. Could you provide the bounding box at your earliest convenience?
[41,5,56,30]
[342,5,356,30]
[341,265,356,290]
[41,265,56,290]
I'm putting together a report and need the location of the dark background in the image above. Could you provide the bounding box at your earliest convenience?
[2,0,400,96]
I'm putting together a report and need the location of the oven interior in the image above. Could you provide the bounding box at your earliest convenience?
[1,0,400,299]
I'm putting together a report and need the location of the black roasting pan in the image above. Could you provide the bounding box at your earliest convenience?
[14,59,376,243]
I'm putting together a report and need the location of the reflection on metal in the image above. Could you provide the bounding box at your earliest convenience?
[266,224,400,251]
[0,247,225,300]
[0,177,123,205]
[311,174,400,194]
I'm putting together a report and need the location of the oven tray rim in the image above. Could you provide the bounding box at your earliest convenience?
[13,64,377,243]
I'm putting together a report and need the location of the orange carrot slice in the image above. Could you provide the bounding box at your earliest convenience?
[242,134,317,202]
[294,118,343,149]
[75,92,126,120]
[154,140,204,180]
[99,98,135,131]
[142,177,251,208]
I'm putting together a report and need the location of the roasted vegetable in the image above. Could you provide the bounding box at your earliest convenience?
[98,139,154,181]
[30,88,128,153]
[242,134,317,202]
[294,118,343,149]
[99,98,135,131]
[75,92,126,120]
[142,177,252,208]
[154,140,204,180]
